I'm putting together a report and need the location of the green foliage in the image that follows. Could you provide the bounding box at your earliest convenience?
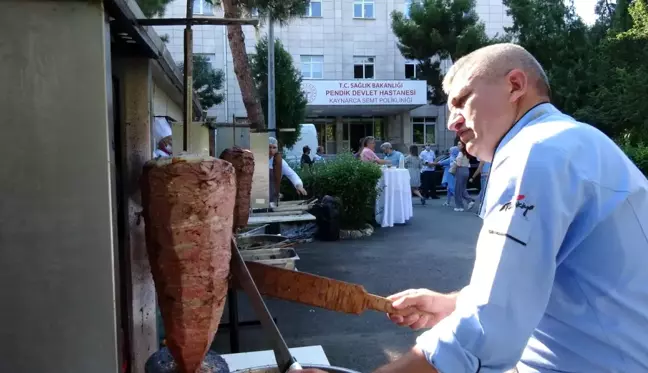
[250,37,307,148]
[619,140,648,176]
[281,154,383,229]
[574,0,648,140]
[135,0,173,18]
[391,0,493,104]
[180,55,225,109]
[503,0,648,144]
[503,0,596,114]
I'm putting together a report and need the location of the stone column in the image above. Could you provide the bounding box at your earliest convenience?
[120,58,157,373]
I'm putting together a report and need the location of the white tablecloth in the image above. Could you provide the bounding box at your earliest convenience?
[375,168,413,227]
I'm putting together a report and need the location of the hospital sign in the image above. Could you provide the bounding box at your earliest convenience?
[301,80,428,106]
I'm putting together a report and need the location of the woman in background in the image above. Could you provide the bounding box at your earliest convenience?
[354,137,365,159]
[438,145,460,207]
[405,145,425,205]
[359,136,391,165]
[452,142,475,212]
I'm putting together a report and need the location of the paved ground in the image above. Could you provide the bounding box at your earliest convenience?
[213,197,483,372]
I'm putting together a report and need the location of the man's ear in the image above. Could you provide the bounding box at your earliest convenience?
[506,69,528,103]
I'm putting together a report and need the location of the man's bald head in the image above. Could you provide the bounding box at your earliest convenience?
[443,43,550,97]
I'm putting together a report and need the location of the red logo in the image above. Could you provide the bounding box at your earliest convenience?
[500,195,535,217]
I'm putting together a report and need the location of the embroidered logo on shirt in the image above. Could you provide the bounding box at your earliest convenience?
[499,195,535,217]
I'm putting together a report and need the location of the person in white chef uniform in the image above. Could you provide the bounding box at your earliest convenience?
[153,117,173,158]
[268,137,307,204]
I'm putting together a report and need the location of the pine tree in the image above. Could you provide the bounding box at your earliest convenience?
[391,0,492,104]
[250,37,307,148]
[180,55,226,110]
[135,0,174,18]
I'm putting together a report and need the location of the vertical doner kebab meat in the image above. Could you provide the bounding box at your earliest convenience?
[219,147,255,230]
[141,155,236,373]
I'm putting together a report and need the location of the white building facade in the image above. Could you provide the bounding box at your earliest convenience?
[155,0,511,153]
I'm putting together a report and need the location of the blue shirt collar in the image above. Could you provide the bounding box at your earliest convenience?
[495,102,559,155]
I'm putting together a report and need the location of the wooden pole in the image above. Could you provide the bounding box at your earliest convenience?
[182,0,194,152]
[232,114,236,146]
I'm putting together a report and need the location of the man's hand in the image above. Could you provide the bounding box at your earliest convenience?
[387,289,457,330]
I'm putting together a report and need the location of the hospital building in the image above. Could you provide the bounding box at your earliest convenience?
[155,0,511,153]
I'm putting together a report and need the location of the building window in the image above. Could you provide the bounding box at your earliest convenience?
[353,56,375,79]
[353,0,374,18]
[301,55,324,79]
[306,0,322,17]
[193,0,213,15]
[412,117,436,145]
[405,62,421,79]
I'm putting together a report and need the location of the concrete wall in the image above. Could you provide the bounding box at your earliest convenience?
[153,81,183,121]
[172,122,211,156]
[0,2,120,373]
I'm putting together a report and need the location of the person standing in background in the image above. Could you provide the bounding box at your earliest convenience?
[354,137,365,159]
[438,145,460,207]
[301,145,314,169]
[419,144,439,199]
[405,145,426,205]
[314,146,325,162]
[268,137,307,203]
[381,142,403,167]
[360,137,392,165]
[452,142,475,212]
[153,117,173,158]
[470,159,491,217]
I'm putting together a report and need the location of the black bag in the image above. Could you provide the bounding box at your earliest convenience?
[309,195,341,241]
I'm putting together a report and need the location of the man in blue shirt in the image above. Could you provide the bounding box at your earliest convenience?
[301,44,648,373]
[380,142,403,167]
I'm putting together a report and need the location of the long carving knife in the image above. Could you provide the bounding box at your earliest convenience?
[236,261,406,315]
[230,239,302,373]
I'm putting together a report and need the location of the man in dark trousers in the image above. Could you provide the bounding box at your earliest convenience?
[419,144,439,199]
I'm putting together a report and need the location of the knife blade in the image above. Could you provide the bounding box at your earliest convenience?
[236,261,430,318]
[230,238,302,373]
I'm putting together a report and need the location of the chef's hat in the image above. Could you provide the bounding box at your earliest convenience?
[269,137,278,146]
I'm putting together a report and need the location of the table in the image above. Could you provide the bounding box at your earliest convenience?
[375,168,413,227]
[247,212,317,226]
[222,345,330,371]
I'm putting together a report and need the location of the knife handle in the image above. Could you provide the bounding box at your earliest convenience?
[365,293,435,318]
[364,293,396,313]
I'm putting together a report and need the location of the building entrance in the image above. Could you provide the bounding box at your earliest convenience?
[344,117,385,152]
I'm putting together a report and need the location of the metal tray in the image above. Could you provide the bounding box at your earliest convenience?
[241,248,300,271]
[237,234,290,251]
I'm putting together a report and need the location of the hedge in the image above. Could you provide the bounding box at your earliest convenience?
[280,154,383,229]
